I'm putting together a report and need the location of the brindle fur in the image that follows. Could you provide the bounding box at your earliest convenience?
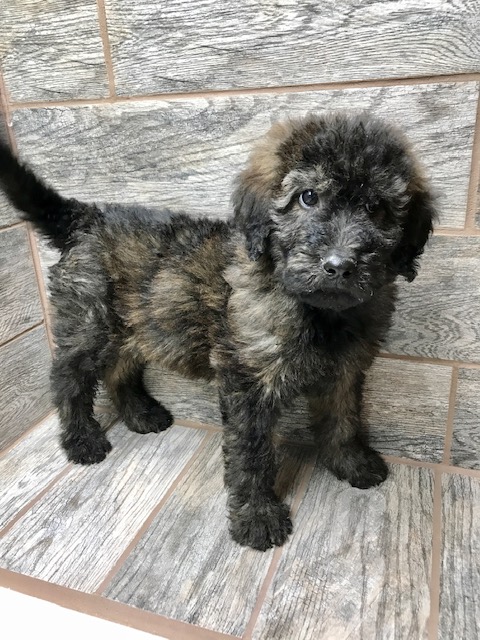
[0,113,436,550]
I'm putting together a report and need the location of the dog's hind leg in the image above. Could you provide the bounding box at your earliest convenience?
[50,249,113,465]
[52,348,112,465]
[103,350,173,434]
[307,370,388,489]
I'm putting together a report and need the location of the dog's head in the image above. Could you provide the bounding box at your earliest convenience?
[233,113,436,311]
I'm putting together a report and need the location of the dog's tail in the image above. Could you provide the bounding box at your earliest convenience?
[0,140,95,251]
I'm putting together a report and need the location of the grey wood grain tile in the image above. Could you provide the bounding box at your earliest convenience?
[0,415,66,530]
[385,236,480,362]
[12,82,478,227]
[365,359,451,462]
[0,226,43,343]
[252,463,434,640]
[105,433,313,636]
[450,369,480,470]
[35,236,60,278]
[145,366,222,426]
[0,412,115,531]
[0,326,51,451]
[440,474,480,640]
[0,0,108,102]
[104,0,480,95]
[0,423,205,591]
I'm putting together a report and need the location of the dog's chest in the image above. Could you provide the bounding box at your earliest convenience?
[229,293,380,397]
[228,284,318,393]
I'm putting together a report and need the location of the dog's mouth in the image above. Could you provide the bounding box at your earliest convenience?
[299,287,372,311]
[281,266,376,311]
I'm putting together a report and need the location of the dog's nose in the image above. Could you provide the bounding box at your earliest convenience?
[323,251,356,279]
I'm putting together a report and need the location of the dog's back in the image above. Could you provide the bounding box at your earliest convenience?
[97,204,232,379]
[0,142,234,381]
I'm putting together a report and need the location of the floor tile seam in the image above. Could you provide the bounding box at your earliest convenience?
[442,366,459,465]
[0,464,73,538]
[464,89,480,230]
[94,430,214,595]
[0,220,25,233]
[95,0,116,97]
[7,72,480,111]
[0,569,239,640]
[242,456,317,640]
[0,319,45,350]
[0,407,56,459]
[0,416,118,536]
[377,353,480,369]
[383,455,480,478]
[428,470,443,640]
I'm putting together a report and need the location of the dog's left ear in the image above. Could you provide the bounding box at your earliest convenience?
[392,185,437,282]
[232,170,272,261]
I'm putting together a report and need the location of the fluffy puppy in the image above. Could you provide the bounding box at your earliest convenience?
[0,113,436,550]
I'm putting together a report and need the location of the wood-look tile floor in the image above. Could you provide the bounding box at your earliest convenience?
[0,413,479,640]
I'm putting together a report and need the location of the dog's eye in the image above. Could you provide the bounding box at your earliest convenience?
[299,190,319,209]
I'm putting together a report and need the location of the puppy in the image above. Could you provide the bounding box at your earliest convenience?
[0,113,436,550]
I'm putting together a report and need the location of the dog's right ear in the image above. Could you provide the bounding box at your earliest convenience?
[232,170,273,261]
[232,120,295,261]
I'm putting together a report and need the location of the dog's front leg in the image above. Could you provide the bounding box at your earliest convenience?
[307,371,388,489]
[219,379,292,551]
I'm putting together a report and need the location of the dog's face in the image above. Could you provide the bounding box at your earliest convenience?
[233,113,436,311]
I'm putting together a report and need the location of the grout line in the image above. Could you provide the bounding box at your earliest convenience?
[0,407,119,459]
[0,408,56,459]
[169,419,480,479]
[434,227,480,236]
[25,224,56,353]
[8,72,480,111]
[383,454,480,479]
[242,456,316,640]
[0,220,26,233]
[377,351,480,369]
[0,464,72,538]
[0,569,238,640]
[94,430,214,595]
[442,367,459,465]
[0,414,119,537]
[428,470,443,640]
[0,65,15,147]
[464,89,480,231]
[96,0,116,97]
[0,320,44,350]
[175,417,223,433]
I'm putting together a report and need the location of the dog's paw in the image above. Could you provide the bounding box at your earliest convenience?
[127,402,174,434]
[332,444,389,489]
[62,429,112,465]
[229,500,293,551]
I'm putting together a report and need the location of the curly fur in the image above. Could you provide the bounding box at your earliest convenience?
[0,113,436,550]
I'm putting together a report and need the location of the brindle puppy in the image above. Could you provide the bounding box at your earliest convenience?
[0,113,436,550]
